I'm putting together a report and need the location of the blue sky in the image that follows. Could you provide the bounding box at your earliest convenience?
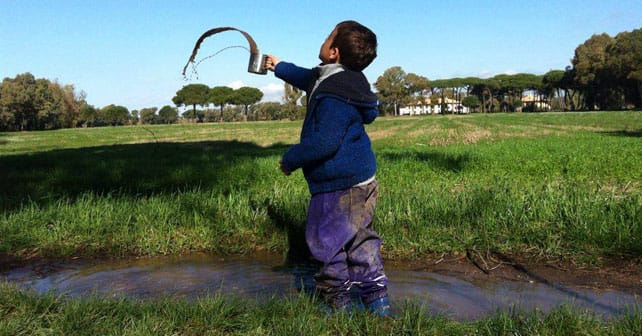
[2,0,641,111]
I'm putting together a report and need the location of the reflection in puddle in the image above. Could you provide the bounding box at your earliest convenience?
[2,253,639,320]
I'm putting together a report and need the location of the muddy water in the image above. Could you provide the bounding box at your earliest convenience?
[2,253,639,321]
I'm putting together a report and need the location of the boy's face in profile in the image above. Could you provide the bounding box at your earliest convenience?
[319,27,339,65]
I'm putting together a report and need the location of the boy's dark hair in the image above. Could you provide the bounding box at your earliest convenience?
[331,20,377,72]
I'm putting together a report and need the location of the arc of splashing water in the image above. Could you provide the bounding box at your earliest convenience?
[182,26,261,77]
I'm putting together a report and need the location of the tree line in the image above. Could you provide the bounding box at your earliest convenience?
[375,27,642,115]
[0,74,304,131]
[172,83,305,123]
[2,27,639,131]
[0,73,180,131]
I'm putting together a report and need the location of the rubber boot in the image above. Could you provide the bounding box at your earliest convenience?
[365,296,391,317]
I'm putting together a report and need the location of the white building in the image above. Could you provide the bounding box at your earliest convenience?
[521,95,551,111]
[399,97,469,115]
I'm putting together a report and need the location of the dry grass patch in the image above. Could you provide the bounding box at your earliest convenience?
[368,123,417,141]
[427,122,493,146]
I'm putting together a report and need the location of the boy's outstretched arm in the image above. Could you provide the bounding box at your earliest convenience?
[266,55,315,92]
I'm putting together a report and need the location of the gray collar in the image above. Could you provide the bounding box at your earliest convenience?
[310,63,345,97]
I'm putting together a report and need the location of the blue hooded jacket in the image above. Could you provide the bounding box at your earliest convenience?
[275,61,379,195]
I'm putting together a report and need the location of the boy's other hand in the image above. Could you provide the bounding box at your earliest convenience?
[279,160,291,176]
[265,55,280,71]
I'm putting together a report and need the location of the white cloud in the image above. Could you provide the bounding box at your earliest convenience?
[478,70,494,79]
[477,69,519,79]
[260,83,283,102]
[227,80,244,89]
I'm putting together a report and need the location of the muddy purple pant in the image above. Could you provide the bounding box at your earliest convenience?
[306,180,388,307]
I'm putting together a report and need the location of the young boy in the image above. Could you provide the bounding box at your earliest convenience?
[265,20,390,316]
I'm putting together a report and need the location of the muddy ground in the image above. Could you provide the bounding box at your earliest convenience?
[386,252,642,295]
[2,252,641,295]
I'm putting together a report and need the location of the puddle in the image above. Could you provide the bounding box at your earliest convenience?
[1,253,639,320]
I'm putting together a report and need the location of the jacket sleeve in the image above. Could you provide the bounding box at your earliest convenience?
[281,97,351,172]
[274,62,315,92]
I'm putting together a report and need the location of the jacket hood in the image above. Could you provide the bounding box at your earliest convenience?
[313,68,379,124]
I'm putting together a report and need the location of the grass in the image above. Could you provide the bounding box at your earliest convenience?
[1,112,641,262]
[1,112,641,333]
[1,282,640,335]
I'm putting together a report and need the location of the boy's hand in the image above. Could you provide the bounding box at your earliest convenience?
[265,55,280,72]
[279,160,291,176]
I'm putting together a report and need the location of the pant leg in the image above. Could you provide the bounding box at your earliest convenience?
[346,181,389,303]
[306,189,357,307]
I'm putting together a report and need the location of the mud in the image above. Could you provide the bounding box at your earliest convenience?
[1,252,640,321]
[2,252,641,294]
[387,252,642,294]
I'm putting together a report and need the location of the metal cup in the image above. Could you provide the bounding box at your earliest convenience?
[248,52,268,75]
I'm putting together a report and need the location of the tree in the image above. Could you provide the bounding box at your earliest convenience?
[172,84,210,120]
[209,86,234,120]
[571,33,615,110]
[283,83,304,106]
[429,79,451,114]
[98,104,130,126]
[78,103,98,127]
[139,107,158,124]
[470,78,499,113]
[130,110,140,125]
[462,95,480,112]
[607,28,642,108]
[0,73,83,130]
[542,70,566,110]
[158,105,178,124]
[405,73,431,97]
[561,66,581,110]
[33,78,60,129]
[374,66,410,116]
[0,109,13,130]
[256,102,283,120]
[230,86,263,120]
[0,73,37,130]
[491,73,542,112]
[52,83,82,129]
[447,78,465,113]
[181,108,203,122]
[281,83,304,120]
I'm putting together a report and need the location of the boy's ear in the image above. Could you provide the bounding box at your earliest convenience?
[330,47,340,61]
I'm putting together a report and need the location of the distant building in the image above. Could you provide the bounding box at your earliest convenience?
[399,97,469,115]
[521,95,551,111]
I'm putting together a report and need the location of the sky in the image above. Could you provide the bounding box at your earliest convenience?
[1,0,641,112]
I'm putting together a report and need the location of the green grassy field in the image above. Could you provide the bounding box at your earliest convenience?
[1,111,641,334]
[0,112,642,259]
[1,112,641,261]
